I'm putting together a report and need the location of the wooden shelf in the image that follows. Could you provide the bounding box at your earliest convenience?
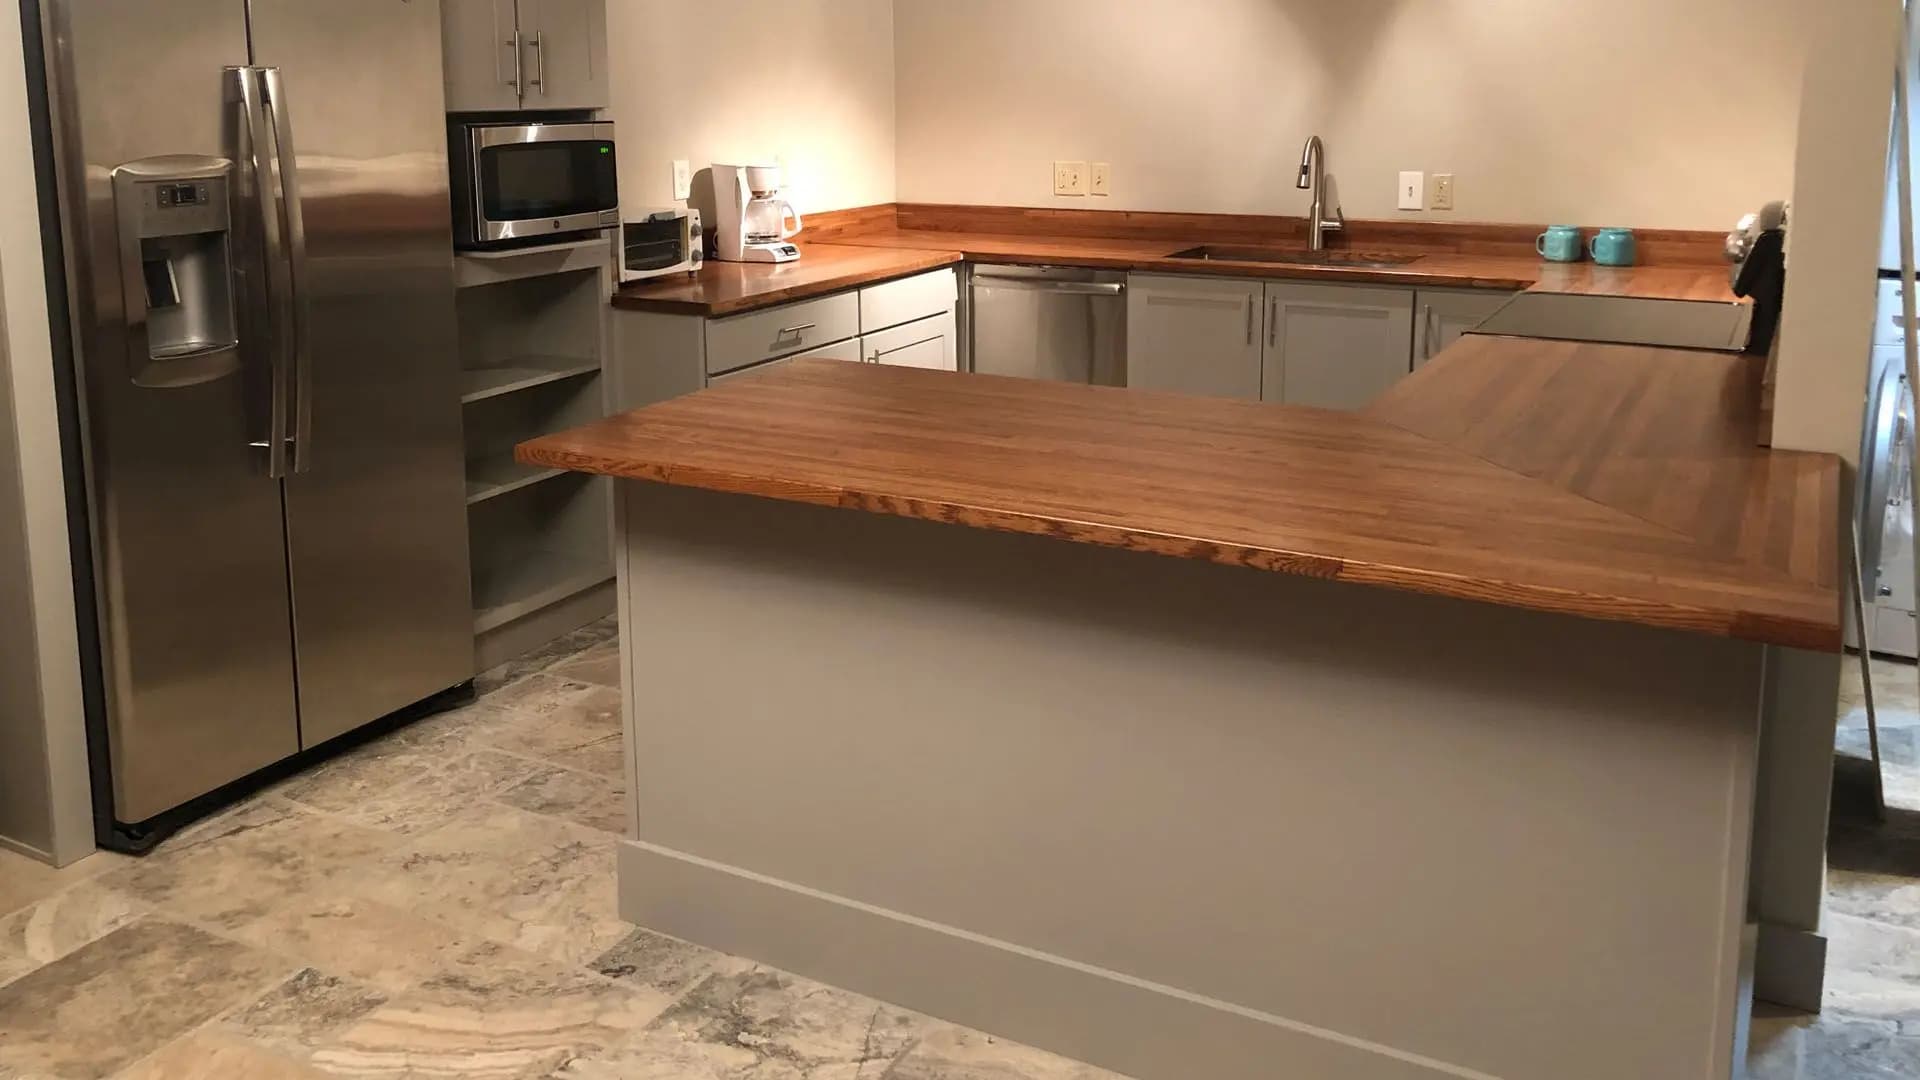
[473,548,614,634]
[460,355,601,404]
[466,454,569,506]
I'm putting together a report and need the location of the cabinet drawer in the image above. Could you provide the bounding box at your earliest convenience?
[790,339,863,364]
[863,312,956,371]
[860,269,958,334]
[705,293,859,375]
[708,356,794,385]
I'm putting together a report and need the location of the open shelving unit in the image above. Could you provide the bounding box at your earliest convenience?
[455,245,615,669]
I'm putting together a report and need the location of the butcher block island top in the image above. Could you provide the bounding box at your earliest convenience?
[517,339,1840,650]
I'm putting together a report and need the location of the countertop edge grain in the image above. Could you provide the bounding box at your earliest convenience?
[516,392,1842,654]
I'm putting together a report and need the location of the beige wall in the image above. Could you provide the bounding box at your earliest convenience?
[603,0,895,217]
[895,0,1817,229]
[0,3,91,866]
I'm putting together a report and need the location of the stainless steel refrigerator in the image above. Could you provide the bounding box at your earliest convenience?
[40,0,474,842]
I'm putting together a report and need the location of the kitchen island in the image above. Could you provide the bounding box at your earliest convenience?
[517,341,1839,1080]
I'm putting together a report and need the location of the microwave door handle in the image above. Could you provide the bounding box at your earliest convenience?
[232,66,290,480]
[262,67,312,474]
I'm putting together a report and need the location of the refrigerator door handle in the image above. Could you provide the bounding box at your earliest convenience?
[232,66,290,480]
[261,68,312,474]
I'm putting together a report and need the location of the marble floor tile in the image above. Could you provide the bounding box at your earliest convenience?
[113,1031,336,1080]
[219,888,477,995]
[0,880,140,984]
[887,1023,1127,1080]
[1823,913,1920,1025]
[0,918,292,1079]
[0,848,120,921]
[359,803,627,967]
[1748,1010,1920,1079]
[339,749,549,838]
[96,800,401,935]
[472,676,624,779]
[474,618,620,698]
[496,766,628,835]
[608,967,934,1080]
[273,703,501,816]
[310,939,670,1080]
[546,643,621,689]
[220,966,390,1059]
[588,928,751,999]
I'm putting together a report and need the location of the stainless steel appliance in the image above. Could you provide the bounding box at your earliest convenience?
[968,266,1127,384]
[616,207,702,283]
[450,119,618,249]
[1858,279,1918,658]
[41,0,475,846]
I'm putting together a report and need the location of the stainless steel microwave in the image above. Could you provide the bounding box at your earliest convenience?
[450,120,618,249]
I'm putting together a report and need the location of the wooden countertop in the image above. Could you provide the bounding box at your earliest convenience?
[611,230,1736,317]
[518,344,1839,650]
[612,243,962,316]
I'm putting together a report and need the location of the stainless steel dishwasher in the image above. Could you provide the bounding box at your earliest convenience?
[968,266,1128,384]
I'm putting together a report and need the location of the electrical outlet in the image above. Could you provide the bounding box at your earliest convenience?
[1089,162,1111,197]
[1430,173,1455,211]
[1053,161,1088,197]
[1398,171,1425,211]
[672,160,692,201]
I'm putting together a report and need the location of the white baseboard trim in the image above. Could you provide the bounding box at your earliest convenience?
[620,840,1498,1080]
[1754,922,1828,1012]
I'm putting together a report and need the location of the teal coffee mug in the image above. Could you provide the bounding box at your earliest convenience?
[1589,228,1637,267]
[1536,225,1584,263]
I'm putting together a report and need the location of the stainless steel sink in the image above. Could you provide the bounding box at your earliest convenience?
[1166,245,1421,269]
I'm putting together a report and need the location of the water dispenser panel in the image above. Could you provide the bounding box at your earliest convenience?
[111,156,239,387]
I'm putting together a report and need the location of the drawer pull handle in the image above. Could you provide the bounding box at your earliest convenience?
[777,322,817,337]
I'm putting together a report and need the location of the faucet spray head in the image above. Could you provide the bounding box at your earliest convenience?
[1296,164,1311,190]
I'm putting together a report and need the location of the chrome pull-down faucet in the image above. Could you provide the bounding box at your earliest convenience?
[1297,135,1344,252]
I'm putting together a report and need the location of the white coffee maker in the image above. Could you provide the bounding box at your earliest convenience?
[712,163,802,263]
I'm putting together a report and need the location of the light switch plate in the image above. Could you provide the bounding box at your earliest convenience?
[672,160,692,201]
[1089,162,1111,197]
[1398,171,1425,211]
[1430,173,1455,211]
[1054,161,1088,197]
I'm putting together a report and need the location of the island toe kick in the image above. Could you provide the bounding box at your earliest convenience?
[613,482,1763,1080]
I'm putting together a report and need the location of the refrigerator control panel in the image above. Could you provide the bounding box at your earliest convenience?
[109,155,239,386]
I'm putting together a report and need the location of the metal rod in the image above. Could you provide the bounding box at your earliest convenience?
[1896,0,1919,783]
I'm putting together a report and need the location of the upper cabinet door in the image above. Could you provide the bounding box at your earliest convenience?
[518,0,611,110]
[1125,274,1264,401]
[1262,282,1415,409]
[442,0,523,112]
[1413,288,1518,369]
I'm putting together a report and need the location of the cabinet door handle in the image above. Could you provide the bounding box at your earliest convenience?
[1423,304,1436,361]
[1245,297,1254,346]
[776,322,817,337]
[529,31,546,95]
[1268,296,1278,347]
[505,32,523,96]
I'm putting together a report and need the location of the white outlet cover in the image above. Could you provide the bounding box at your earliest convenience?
[1090,162,1111,197]
[1054,161,1088,197]
[672,160,692,201]
[1431,173,1455,211]
[1398,171,1425,211]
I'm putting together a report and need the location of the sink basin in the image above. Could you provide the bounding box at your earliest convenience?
[1166,245,1421,269]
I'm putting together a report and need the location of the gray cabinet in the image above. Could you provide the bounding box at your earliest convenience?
[1413,288,1518,368]
[1261,281,1414,409]
[1125,274,1263,401]
[443,0,607,112]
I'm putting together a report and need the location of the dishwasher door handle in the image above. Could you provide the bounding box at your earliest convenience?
[971,276,1126,296]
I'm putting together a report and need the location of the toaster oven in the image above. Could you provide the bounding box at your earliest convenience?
[616,208,703,283]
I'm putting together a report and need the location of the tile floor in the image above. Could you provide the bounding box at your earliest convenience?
[0,622,1917,1078]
